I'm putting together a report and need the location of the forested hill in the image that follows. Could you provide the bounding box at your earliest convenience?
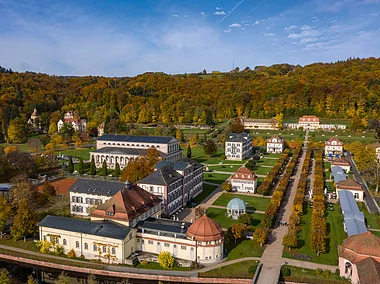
[0,57,379,133]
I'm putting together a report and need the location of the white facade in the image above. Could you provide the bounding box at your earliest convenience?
[70,191,112,216]
[241,117,279,130]
[325,137,344,156]
[266,135,285,153]
[299,115,320,130]
[225,133,253,161]
[230,167,257,193]
[57,111,87,133]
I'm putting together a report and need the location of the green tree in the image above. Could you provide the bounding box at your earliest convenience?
[196,132,199,144]
[187,144,192,159]
[231,223,246,243]
[55,272,70,284]
[176,128,183,142]
[222,182,232,192]
[245,160,256,171]
[204,139,217,157]
[253,227,267,247]
[59,123,75,143]
[7,118,28,143]
[0,269,11,284]
[67,156,74,174]
[231,117,244,133]
[90,156,96,176]
[0,197,11,238]
[275,113,284,129]
[48,122,58,135]
[158,251,175,269]
[238,213,253,226]
[283,230,298,251]
[203,133,207,143]
[78,158,84,175]
[101,160,108,176]
[114,162,120,178]
[11,199,37,242]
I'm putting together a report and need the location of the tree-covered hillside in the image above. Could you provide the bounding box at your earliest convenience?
[0,57,379,138]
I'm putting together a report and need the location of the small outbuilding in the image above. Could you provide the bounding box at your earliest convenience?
[227,198,246,220]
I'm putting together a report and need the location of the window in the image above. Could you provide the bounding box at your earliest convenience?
[112,247,116,255]
[63,239,67,246]
[43,235,46,241]
[354,193,359,199]
[164,243,170,247]
[84,243,88,250]
[76,241,79,248]
[181,246,186,250]
[72,196,76,202]
[93,244,97,251]
[103,246,106,253]
[56,238,59,244]
[137,238,140,243]
[148,240,153,245]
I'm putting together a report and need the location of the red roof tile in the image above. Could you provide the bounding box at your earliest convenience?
[187,214,224,242]
[337,179,363,190]
[232,166,256,180]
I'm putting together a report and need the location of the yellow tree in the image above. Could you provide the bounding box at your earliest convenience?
[158,251,175,269]
[253,227,267,247]
[231,223,246,243]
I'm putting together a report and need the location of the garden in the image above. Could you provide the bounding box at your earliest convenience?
[206,207,263,229]
[199,260,259,279]
[212,193,271,212]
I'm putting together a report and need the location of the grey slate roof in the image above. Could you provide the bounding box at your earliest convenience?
[39,215,131,240]
[331,166,348,183]
[137,217,190,239]
[69,179,123,196]
[338,190,367,236]
[98,134,177,144]
[137,166,182,186]
[0,183,11,191]
[155,158,202,171]
[92,147,166,158]
[226,132,251,142]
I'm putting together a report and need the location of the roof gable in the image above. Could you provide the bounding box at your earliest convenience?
[98,134,177,144]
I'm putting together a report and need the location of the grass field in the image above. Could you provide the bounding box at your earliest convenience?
[207,207,263,228]
[250,129,305,141]
[280,265,349,284]
[257,158,279,166]
[0,239,39,252]
[193,184,218,204]
[212,193,271,212]
[188,145,248,165]
[56,148,93,160]
[203,172,230,184]
[208,165,241,172]
[310,132,377,144]
[226,239,265,260]
[358,202,380,229]
[136,261,191,271]
[283,204,346,266]
[199,260,259,279]
[254,167,274,176]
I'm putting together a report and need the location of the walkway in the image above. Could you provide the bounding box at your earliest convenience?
[257,132,309,284]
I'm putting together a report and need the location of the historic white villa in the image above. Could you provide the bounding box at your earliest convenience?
[298,115,320,130]
[336,179,364,202]
[240,117,279,130]
[225,132,253,161]
[40,180,224,265]
[325,137,344,157]
[57,111,87,133]
[90,134,183,169]
[230,166,257,193]
[283,115,346,130]
[331,158,351,173]
[137,158,203,216]
[266,135,285,153]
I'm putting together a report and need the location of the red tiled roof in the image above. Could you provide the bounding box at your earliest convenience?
[325,136,343,145]
[268,135,283,143]
[356,257,380,284]
[339,232,380,263]
[186,214,224,242]
[337,179,363,191]
[232,166,256,180]
[299,115,319,122]
[332,158,350,166]
[91,182,161,222]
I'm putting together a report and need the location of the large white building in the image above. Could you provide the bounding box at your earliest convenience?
[325,137,344,157]
[137,158,203,216]
[225,133,253,161]
[240,117,279,130]
[266,135,285,153]
[39,180,224,265]
[299,115,320,130]
[57,111,87,133]
[230,166,257,193]
[90,134,182,169]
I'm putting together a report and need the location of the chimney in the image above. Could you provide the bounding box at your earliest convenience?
[125,179,132,190]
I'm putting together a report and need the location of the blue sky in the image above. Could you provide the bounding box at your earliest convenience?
[0,0,379,76]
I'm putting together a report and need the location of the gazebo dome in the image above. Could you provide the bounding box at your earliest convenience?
[186,214,223,242]
[341,231,380,258]
[227,198,246,211]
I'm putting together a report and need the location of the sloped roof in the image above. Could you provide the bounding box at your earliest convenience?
[332,158,350,166]
[186,214,224,242]
[337,179,363,191]
[39,215,131,240]
[69,179,123,196]
[226,132,251,142]
[356,257,380,284]
[299,115,319,122]
[325,136,343,145]
[227,198,246,210]
[155,158,202,171]
[91,147,166,158]
[90,182,161,223]
[339,232,380,262]
[98,134,177,144]
[232,166,256,180]
[137,166,182,186]
[268,135,283,142]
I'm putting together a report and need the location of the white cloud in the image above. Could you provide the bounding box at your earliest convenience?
[255,20,260,25]
[229,23,242,28]
[200,12,206,15]
[184,15,188,17]
[301,25,312,30]
[214,11,226,15]
[241,27,246,30]
[288,27,319,39]
[224,28,231,33]
[264,32,275,37]
[172,14,178,17]
[285,25,297,31]
[216,7,223,10]
[312,17,319,23]
[244,23,250,26]
[370,12,379,16]
[300,37,318,44]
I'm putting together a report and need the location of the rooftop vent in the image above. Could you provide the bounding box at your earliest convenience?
[125,179,132,190]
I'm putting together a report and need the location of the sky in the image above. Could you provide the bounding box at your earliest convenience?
[0,0,379,77]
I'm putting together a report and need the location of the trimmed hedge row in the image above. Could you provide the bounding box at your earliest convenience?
[257,149,290,195]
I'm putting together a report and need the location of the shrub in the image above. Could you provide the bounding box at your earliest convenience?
[36,241,52,254]
[248,264,257,274]
[322,269,330,278]
[315,268,322,275]
[67,249,76,258]
[221,155,226,160]
[335,268,340,276]
[158,251,175,269]
[79,254,86,260]
[54,244,64,256]
[281,266,291,277]
[140,260,148,265]
[208,174,213,177]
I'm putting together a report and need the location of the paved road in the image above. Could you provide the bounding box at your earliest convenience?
[347,153,380,214]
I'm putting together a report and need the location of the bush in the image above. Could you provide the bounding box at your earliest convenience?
[335,268,340,276]
[281,266,291,276]
[140,260,148,265]
[221,155,226,161]
[315,268,322,275]
[67,249,76,258]
[158,251,175,269]
[208,174,213,177]
[79,254,86,260]
[54,244,64,256]
[322,269,330,278]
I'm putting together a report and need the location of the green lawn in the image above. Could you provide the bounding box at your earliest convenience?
[208,165,241,172]
[0,142,33,152]
[257,158,279,166]
[310,132,377,144]
[193,184,218,204]
[358,202,380,229]
[324,162,331,171]
[199,260,259,279]
[0,239,39,252]
[265,153,283,158]
[226,239,265,260]
[370,230,380,237]
[283,204,346,266]
[56,148,93,160]
[136,261,191,271]
[280,265,349,284]
[212,193,271,212]
[188,145,248,165]
[207,207,263,229]
[204,173,230,184]
[254,166,274,176]
[249,129,305,141]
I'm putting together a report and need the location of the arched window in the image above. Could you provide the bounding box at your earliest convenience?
[112,247,116,255]
[93,244,97,251]
[63,239,67,246]
[84,243,88,250]
[76,241,79,248]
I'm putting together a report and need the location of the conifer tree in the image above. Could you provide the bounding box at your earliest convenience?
[114,162,120,178]
[186,144,192,159]
[78,158,84,175]
[90,156,96,176]
[101,160,108,176]
[67,156,74,174]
